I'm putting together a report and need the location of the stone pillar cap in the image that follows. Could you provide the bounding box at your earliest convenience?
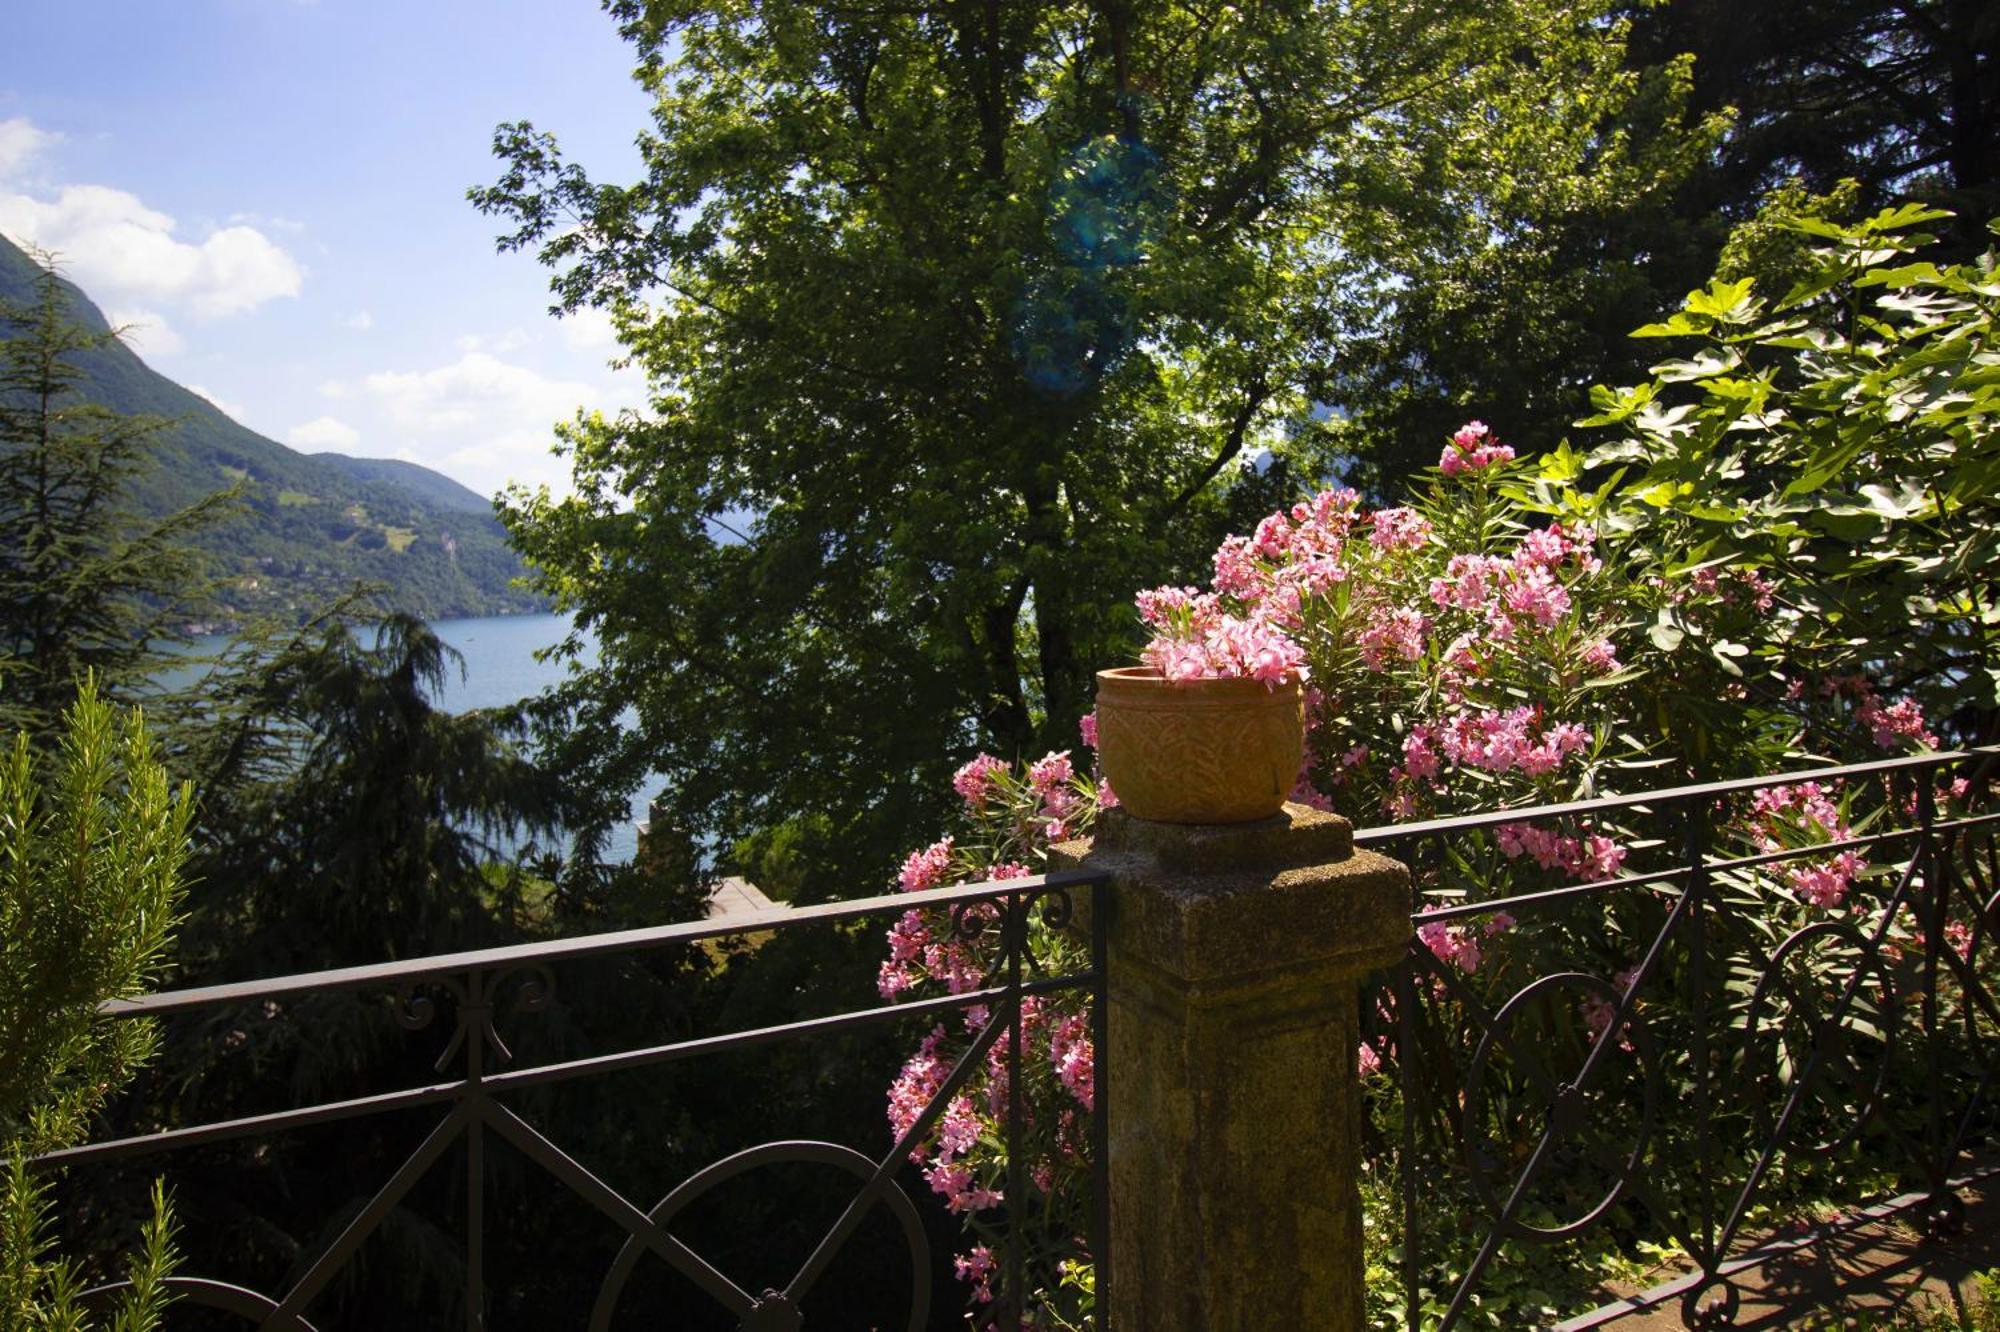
[1051,802,1409,986]
[1085,802,1354,872]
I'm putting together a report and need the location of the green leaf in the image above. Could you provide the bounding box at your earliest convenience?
[1855,482,1930,520]
[1856,262,1943,290]
[1683,277,1759,321]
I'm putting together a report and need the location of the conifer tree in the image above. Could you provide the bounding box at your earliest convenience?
[0,248,236,745]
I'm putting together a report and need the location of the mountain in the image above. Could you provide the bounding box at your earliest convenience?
[0,234,548,624]
[310,453,497,515]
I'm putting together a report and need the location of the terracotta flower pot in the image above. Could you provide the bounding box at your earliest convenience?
[1093,667,1305,824]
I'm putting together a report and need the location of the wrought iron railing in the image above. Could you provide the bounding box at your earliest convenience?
[1357,747,2000,1330]
[41,870,1110,1331]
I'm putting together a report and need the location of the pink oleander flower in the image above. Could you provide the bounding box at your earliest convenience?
[956,1246,998,1304]
[952,753,1008,810]
[1214,536,1262,596]
[1738,568,1777,612]
[923,936,989,994]
[888,1027,951,1142]
[886,909,930,963]
[1370,506,1433,553]
[1418,919,1484,974]
[1134,584,1199,629]
[1751,782,1850,844]
[1291,781,1336,811]
[1358,607,1428,671]
[936,1094,982,1160]
[1859,694,1937,751]
[1438,706,1535,773]
[928,1160,1003,1214]
[1293,555,1349,595]
[1145,638,1210,682]
[1581,638,1621,674]
[1517,528,1567,567]
[1402,727,1440,782]
[1078,710,1098,749]
[1251,511,1294,559]
[1499,562,1572,627]
[899,837,955,893]
[1429,553,1497,611]
[1049,1012,1095,1110]
[1439,420,1517,476]
[1581,967,1642,1051]
[1140,610,1307,687]
[1358,1042,1382,1079]
[1497,821,1625,882]
[1580,834,1626,881]
[988,861,1031,881]
[1028,750,1073,797]
[1097,778,1119,809]
[1789,848,1867,908]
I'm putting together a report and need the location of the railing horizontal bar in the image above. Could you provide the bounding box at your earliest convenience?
[40,973,1097,1167]
[481,972,1096,1094]
[1405,811,2000,925]
[1355,747,1996,847]
[1412,868,1687,923]
[1552,1161,2000,1330]
[104,870,1109,1018]
[34,1078,464,1168]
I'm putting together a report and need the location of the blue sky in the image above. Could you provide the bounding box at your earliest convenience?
[1,0,654,498]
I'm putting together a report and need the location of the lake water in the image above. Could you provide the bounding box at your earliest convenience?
[431,613,650,864]
[180,612,649,863]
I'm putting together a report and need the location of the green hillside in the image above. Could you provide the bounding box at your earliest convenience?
[0,235,547,624]
[310,453,496,515]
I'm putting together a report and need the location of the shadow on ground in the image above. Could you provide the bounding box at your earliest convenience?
[1588,1179,2000,1329]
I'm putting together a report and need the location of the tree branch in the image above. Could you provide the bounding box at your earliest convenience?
[1150,375,1270,535]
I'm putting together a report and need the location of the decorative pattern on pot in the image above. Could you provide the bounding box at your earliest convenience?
[1092,667,1305,824]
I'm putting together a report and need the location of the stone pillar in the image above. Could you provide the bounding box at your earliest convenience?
[1049,802,1409,1332]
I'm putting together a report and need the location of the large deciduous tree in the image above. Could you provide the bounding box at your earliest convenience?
[475,0,1714,887]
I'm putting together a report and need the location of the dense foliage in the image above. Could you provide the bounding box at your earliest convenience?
[1353,0,2000,471]
[473,0,1721,889]
[1626,0,2000,239]
[0,680,188,1330]
[1568,202,2000,754]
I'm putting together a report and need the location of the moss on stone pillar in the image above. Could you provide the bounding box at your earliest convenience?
[1050,802,1409,1331]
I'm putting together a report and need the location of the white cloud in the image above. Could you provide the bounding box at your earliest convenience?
[0,117,304,321]
[107,307,185,358]
[335,351,605,497]
[561,306,618,352]
[0,184,304,318]
[187,384,248,421]
[343,309,374,331]
[286,415,361,451]
[457,327,532,355]
[0,117,55,180]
